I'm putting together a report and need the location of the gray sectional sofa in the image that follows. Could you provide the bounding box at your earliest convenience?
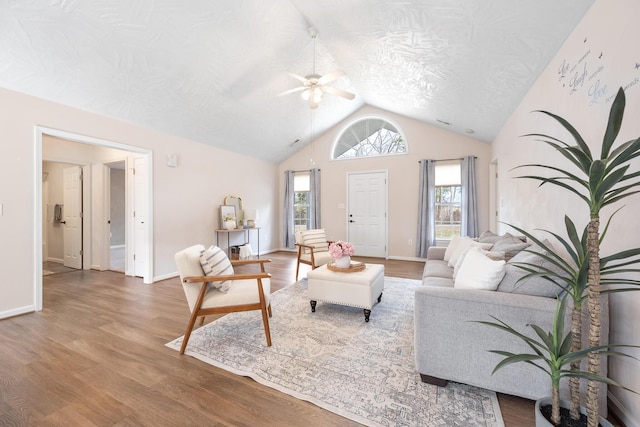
[413,232,608,413]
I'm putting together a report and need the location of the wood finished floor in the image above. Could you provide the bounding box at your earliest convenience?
[1,251,540,426]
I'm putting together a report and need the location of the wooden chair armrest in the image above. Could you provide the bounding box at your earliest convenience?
[183,272,271,283]
[230,258,272,266]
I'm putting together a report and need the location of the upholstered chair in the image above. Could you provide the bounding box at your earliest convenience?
[295,229,334,280]
[174,244,272,354]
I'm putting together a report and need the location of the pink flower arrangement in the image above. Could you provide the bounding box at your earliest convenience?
[329,240,355,259]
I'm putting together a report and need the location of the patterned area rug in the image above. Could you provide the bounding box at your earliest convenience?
[166,277,504,427]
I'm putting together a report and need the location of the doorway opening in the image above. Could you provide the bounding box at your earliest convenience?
[35,126,153,311]
[42,162,85,276]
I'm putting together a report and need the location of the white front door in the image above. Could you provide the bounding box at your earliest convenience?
[63,165,82,269]
[133,156,148,277]
[347,171,387,257]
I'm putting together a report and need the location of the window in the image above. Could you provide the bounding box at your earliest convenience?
[332,116,407,160]
[293,173,310,234]
[435,162,461,240]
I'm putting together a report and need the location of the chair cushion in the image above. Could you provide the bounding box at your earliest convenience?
[200,246,234,293]
[175,244,207,312]
[200,278,271,309]
[300,250,334,267]
[301,229,329,253]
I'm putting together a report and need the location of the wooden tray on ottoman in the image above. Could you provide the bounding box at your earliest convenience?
[327,261,365,273]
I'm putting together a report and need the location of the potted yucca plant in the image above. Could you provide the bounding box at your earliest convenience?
[478,295,638,426]
[514,86,640,426]
[478,87,640,426]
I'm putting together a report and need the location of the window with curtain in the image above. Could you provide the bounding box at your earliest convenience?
[435,162,461,240]
[293,173,310,234]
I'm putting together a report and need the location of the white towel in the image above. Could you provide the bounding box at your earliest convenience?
[239,244,253,260]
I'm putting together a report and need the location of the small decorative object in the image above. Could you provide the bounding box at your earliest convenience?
[223,213,236,230]
[329,240,355,268]
[220,205,236,229]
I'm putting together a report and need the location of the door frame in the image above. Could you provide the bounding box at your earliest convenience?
[346,170,388,258]
[34,126,154,311]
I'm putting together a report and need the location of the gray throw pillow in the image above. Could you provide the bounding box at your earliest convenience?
[491,234,530,260]
[497,246,564,298]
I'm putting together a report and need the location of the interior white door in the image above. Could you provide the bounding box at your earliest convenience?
[63,165,82,269]
[347,171,387,257]
[133,156,148,277]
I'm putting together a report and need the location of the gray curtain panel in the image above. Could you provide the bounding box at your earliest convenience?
[309,168,321,229]
[283,170,295,248]
[416,159,436,257]
[461,156,479,238]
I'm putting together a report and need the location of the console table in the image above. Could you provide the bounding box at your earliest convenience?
[215,228,260,259]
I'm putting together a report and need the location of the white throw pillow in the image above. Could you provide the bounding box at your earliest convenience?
[443,236,463,262]
[447,237,474,267]
[454,248,506,291]
[199,245,234,293]
[452,243,495,277]
[301,229,329,253]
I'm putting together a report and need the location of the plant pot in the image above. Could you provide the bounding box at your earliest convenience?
[535,397,612,427]
[334,255,351,268]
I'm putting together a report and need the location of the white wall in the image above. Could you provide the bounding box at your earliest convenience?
[492,0,640,424]
[0,87,278,318]
[278,105,492,259]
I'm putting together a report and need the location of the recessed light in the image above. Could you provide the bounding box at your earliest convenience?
[465,129,475,134]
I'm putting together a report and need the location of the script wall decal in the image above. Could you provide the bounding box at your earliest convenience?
[556,36,639,107]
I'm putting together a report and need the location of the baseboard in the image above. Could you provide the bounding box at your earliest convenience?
[608,392,638,427]
[387,255,427,262]
[46,257,64,263]
[154,271,179,282]
[0,305,35,320]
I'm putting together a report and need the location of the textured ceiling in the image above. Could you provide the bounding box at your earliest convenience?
[0,0,594,163]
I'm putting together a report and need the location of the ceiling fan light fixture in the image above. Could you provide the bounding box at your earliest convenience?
[301,87,323,102]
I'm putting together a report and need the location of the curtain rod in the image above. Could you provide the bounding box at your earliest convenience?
[418,156,477,163]
[288,169,321,173]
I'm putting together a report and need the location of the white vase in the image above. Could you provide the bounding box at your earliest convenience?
[224,220,236,230]
[334,255,351,268]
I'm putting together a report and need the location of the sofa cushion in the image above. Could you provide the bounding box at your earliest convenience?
[454,248,506,291]
[423,260,453,279]
[497,243,564,298]
[422,276,454,288]
[199,245,234,293]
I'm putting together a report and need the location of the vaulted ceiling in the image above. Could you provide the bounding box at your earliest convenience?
[0,1,594,163]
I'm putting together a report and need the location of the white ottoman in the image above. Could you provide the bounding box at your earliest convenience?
[307,263,384,322]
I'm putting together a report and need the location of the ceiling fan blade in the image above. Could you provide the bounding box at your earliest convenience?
[278,86,306,97]
[322,85,356,100]
[318,70,346,85]
[288,72,309,84]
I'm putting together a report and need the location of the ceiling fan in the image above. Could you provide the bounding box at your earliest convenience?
[280,27,355,109]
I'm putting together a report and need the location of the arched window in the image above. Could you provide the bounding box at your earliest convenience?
[332,116,407,160]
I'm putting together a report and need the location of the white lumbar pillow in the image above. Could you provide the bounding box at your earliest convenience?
[454,247,506,291]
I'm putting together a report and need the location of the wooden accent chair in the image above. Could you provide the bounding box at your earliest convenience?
[174,244,272,355]
[295,229,334,281]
